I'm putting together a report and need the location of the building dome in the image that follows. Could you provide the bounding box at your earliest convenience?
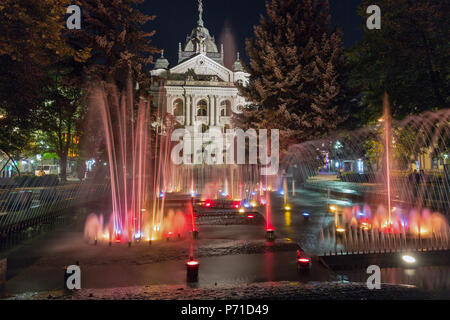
[154,50,169,70]
[184,25,218,53]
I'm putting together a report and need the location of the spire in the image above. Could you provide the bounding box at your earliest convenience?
[197,0,204,27]
[161,49,164,58]
[237,52,240,60]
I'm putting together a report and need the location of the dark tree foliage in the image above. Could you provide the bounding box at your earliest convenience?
[0,0,84,159]
[347,0,449,124]
[236,0,346,150]
[67,0,159,88]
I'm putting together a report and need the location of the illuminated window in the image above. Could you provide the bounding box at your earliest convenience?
[173,99,184,116]
[197,100,208,116]
[220,100,231,117]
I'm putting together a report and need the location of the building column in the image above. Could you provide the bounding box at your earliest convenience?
[209,96,214,126]
[185,95,190,126]
[214,96,220,126]
[166,95,171,114]
[190,95,195,125]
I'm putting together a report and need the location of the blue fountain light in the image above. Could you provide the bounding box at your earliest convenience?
[159,192,165,198]
[302,212,310,217]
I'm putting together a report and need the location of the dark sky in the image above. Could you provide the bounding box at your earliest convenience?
[141,0,363,68]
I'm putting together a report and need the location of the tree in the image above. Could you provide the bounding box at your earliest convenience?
[347,0,449,123]
[37,63,88,181]
[67,0,159,87]
[0,0,89,169]
[236,0,346,150]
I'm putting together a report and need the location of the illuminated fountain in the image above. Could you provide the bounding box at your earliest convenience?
[287,100,450,253]
[83,79,187,243]
[83,79,276,244]
[322,203,449,254]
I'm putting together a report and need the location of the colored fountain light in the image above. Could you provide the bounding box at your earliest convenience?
[402,255,416,264]
[203,199,213,207]
[266,228,275,241]
[246,214,255,219]
[336,228,346,233]
[250,200,257,207]
[186,260,199,267]
[239,208,245,213]
[284,204,291,211]
[186,256,200,282]
[302,212,310,217]
[296,250,311,268]
[232,201,240,209]
[329,205,337,212]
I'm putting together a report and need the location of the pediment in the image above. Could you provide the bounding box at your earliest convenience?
[170,54,234,82]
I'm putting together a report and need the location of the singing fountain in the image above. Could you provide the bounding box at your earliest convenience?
[287,95,449,256]
[83,79,276,245]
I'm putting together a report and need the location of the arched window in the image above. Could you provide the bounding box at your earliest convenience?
[201,124,209,133]
[236,105,243,112]
[197,100,208,116]
[173,99,184,117]
[220,100,232,117]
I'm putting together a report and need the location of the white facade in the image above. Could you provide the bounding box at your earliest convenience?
[150,2,250,138]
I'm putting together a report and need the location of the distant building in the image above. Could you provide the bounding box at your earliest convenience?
[149,0,250,161]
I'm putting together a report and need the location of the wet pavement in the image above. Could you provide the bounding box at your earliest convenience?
[1,187,450,298]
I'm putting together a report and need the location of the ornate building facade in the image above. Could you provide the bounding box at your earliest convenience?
[150,1,250,138]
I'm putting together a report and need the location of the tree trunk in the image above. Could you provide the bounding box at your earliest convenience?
[60,154,67,182]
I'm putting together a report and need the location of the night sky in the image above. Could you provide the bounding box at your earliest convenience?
[141,0,363,69]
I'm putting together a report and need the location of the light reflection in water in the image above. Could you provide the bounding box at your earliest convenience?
[285,211,291,227]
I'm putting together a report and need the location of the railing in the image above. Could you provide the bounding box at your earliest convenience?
[195,116,208,124]
[0,180,110,235]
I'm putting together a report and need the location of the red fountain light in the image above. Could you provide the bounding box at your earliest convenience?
[186,256,200,282]
[204,199,214,208]
[186,260,199,266]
